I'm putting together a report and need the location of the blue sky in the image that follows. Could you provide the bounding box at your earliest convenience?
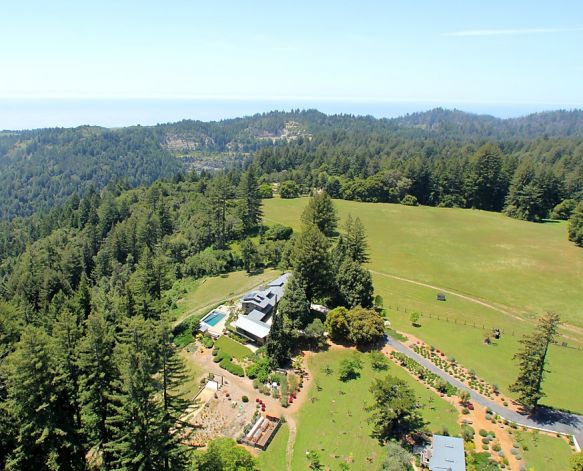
[0,1,582,113]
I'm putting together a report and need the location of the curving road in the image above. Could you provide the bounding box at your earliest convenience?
[385,334,583,450]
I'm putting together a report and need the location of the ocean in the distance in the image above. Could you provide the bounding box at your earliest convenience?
[0,98,573,130]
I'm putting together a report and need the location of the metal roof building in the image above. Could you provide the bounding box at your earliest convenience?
[428,435,466,471]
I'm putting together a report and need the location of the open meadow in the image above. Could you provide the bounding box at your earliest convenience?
[263,198,583,412]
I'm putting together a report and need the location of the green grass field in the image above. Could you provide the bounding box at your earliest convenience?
[257,423,289,471]
[515,430,573,471]
[263,198,583,412]
[215,335,253,360]
[282,348,459,471]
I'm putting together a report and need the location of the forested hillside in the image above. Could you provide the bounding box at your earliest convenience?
[0,126,180,219]
[0,167,289,469]
[2,108,583,220]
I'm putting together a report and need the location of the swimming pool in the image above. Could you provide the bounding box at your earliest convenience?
[202,311,226,327]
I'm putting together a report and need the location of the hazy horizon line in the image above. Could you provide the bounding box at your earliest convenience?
[0,95,582,108]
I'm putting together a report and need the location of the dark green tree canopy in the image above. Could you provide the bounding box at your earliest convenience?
[367,374,424,443]
[569,202,583,246]
[301,191,339,237]
[291,224,332,302]
[510,312,561,409]
[336,260,374,309]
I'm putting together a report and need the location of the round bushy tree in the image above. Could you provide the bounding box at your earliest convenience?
[568,201,583,246]
[347,307,385,345]
[325,307,351,341]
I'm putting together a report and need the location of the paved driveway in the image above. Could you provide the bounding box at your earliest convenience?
[385,334,583,450]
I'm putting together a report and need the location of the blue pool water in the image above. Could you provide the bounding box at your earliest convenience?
[202,311,226,327]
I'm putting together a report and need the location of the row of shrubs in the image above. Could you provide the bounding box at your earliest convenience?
[391,351,458,396]
[413,343,497,398]
[212,346,245,377]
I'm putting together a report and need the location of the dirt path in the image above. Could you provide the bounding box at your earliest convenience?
[285,416,297,471]
[465,402,522,470]
[370,269,583,338]
[369,269,522,320]
[186,345,314,469]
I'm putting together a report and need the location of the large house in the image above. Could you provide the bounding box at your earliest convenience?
[233,273,290,344]
[421,435,466,471]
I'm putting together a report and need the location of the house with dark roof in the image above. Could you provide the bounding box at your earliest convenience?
[233,273,290,344]
[421,435,466,471]
[241,273,290,316]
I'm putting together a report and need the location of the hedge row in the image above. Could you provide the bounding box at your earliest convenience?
[212,347,245,376]
[391,351,458,396]
[219,358,245,377]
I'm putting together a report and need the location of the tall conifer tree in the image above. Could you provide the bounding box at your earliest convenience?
[510,312,561,409]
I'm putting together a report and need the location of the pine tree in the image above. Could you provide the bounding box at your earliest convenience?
[0,302,21,469]
[336,260,374,308]
[510,312,561,409]
[75,272,92,319]
[78,311,117,469]
[344,215,369,264]
[278,275,311,330]
[156,319,189,470]
[130,247,171,319]
[207,174,234,248]
[366,374,423,442]
[108,316,185,470]
[467,143,507,211]
[52,309,84,430]
[4,326,86,470]
[504,162,546,221]
[238,166,263,233]
[291,224,332,301]
[301,190,338,236]
[265,306,292,366]
[240,239,261,274]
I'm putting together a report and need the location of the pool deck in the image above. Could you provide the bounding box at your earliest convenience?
[201,305,230,337]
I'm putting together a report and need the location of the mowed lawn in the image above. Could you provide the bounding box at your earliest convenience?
[263,198,583,413]
[515,430,574,471]
[286,348,459,471]
[215,335,253,360]
[257,423,289,471]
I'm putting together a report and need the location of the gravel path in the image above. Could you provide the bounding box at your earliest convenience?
[385,334,583,450]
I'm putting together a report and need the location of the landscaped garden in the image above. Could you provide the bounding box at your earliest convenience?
[276,348,460,470]
[390,351,459,397]
[410,342,499,399]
